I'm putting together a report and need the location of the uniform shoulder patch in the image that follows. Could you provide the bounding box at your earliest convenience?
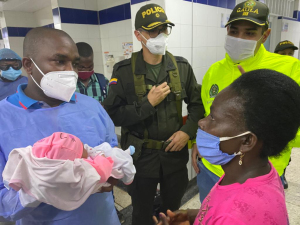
[174,56,188,64]
[109,78,118,86]
[209,84,219,98]
[113,58,131,71]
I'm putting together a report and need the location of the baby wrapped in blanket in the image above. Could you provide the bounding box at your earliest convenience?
[2,132,136,211]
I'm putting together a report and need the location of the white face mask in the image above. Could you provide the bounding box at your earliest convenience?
[224,35,262,63]
[30,58,78,102]
[139,32,168,55]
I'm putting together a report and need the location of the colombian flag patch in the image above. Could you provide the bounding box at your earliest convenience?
[109,78,118,86]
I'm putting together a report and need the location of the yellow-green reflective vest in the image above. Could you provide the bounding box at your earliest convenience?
[201,45,300,177]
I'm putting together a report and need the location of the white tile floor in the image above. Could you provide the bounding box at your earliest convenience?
[113,186,131,209]
[115,148,300,224]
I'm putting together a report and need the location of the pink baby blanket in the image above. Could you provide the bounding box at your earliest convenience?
[2,145,113,211]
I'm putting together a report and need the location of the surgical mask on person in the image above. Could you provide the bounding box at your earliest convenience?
[1,67,22,81]
[30,58,78,102]
[139,32,168,55]
[78,70,94,80]
[224,35,263,63]
[196,128,251,165]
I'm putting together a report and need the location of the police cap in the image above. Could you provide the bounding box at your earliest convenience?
[135,4,174,30]
[274,40,298,53]
[226,0,269,27]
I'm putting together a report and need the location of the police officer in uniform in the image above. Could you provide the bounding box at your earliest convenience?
[274,40,298,57]
[103,4,203,225]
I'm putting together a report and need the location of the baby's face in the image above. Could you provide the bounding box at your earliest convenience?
[81,144,88,159]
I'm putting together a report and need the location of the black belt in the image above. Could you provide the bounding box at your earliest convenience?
[143,139,166,150]
[129,132,170,150]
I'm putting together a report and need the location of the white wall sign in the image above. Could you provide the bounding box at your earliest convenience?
[282,22,289,32]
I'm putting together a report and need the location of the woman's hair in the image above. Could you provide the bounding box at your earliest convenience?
[230,69,300,157]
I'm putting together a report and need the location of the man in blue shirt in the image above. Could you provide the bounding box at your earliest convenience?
[0,48,27,101]
[0,27,120,225]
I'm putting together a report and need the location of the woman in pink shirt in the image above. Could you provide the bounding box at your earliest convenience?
[154,69,300,225]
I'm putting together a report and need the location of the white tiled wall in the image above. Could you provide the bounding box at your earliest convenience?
[167,0,192,117]
[267,15,281,53]
[98,0,129,10]
[58,0,98,10]
[0,13,7,28]
[192,4,231,85]
[297,0,300,11]
[8,37,24,58]
[34,5,54,26]
[3,11,37,60]
[2,5,53,59]
[100,19,133,78]
[51,0,59,9]
[0,13,9,49]
[3,11,37,27]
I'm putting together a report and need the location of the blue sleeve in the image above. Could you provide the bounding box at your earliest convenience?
[0,149,35,221]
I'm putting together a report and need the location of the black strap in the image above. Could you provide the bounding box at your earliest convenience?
[95,73,108,99]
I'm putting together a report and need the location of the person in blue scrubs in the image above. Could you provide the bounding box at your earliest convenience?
[0,27,120,225]
[0,48,28,101]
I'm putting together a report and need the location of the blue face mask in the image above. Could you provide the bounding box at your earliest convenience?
[1,67,22,81]
[196,128,251,165]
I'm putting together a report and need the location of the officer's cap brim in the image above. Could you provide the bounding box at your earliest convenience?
[290,46,299,50]
[225,18,267,27]
[275,45,299,53]
[141,21,175,31]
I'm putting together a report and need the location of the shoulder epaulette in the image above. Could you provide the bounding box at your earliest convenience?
[113,58,131,71]
[174,56,188,64]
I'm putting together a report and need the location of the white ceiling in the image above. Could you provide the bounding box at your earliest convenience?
[0,0,51,13]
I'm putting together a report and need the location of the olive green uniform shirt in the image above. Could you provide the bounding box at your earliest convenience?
[145,62,162,81]
[103,50,204,178]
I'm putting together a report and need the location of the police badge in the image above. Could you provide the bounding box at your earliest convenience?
[209,84,219,98]
[244,0,256,9]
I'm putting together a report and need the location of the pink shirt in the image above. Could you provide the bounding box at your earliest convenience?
[194,163,289,225]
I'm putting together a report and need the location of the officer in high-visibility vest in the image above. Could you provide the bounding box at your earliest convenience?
[103,3,203,225]
[192,0,300,202]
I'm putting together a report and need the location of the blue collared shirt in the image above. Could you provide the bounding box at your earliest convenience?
[7,84,76,109]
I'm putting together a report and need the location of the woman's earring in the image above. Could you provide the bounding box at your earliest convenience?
[239,153,245,166]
